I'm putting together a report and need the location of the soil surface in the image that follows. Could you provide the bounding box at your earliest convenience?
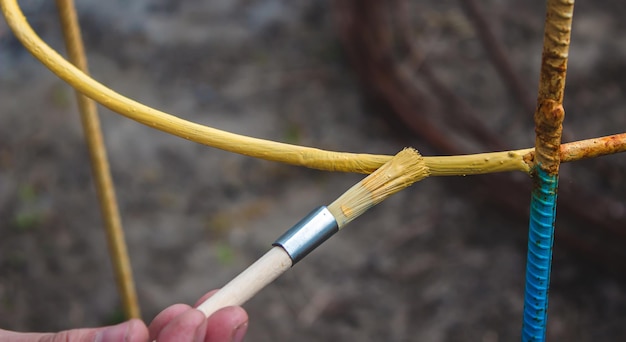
[1,1,625,341]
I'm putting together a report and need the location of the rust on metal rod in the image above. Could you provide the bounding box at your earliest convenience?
[536,0,575,104]
[534,100,565,173]
[533,0,575,173]
[523,132,626,167]
[560,132,626,162]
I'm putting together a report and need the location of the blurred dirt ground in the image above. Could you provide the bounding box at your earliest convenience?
[1,1,626,341]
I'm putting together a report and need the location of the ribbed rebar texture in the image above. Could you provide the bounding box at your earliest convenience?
[522,0,573,340]
[522,168,558,341]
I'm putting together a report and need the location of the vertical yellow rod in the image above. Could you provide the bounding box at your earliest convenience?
[55,0,141,319]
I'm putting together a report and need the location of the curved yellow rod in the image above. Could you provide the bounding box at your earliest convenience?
[1,0,392,173]
[2,0,624,177]
[0,0,530,176]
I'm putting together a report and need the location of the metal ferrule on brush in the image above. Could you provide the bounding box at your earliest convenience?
[273,206,338,265]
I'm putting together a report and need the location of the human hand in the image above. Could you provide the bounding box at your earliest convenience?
[149,290,248,342]
[0,290,248,342]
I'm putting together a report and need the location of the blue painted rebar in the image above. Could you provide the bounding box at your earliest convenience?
[522,166,559,341]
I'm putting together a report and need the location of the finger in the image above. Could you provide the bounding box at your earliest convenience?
[149,303,192,340]
[97,319,148,342]
[0,329,46,342]
[0,319,148,342]
[193,289,219,308]
[204,306,248,342]
[156,308,207,342]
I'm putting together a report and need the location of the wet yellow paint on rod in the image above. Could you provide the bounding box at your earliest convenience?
[0,0,623,178]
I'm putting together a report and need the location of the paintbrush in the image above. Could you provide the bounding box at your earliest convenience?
[196,148,429,317]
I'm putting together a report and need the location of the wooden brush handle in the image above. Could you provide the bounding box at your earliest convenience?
[196,246,292,317]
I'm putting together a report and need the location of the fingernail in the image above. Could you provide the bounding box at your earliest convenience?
[231,322,248,342]
[97,321,129,342]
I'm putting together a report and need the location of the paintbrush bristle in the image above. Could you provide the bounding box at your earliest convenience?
[327,148,429,228]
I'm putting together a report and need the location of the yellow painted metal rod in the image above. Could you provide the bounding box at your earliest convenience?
[1,0,624,179]
[55,0,140,319]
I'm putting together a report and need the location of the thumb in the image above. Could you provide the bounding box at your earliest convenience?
[6,319,149,342]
